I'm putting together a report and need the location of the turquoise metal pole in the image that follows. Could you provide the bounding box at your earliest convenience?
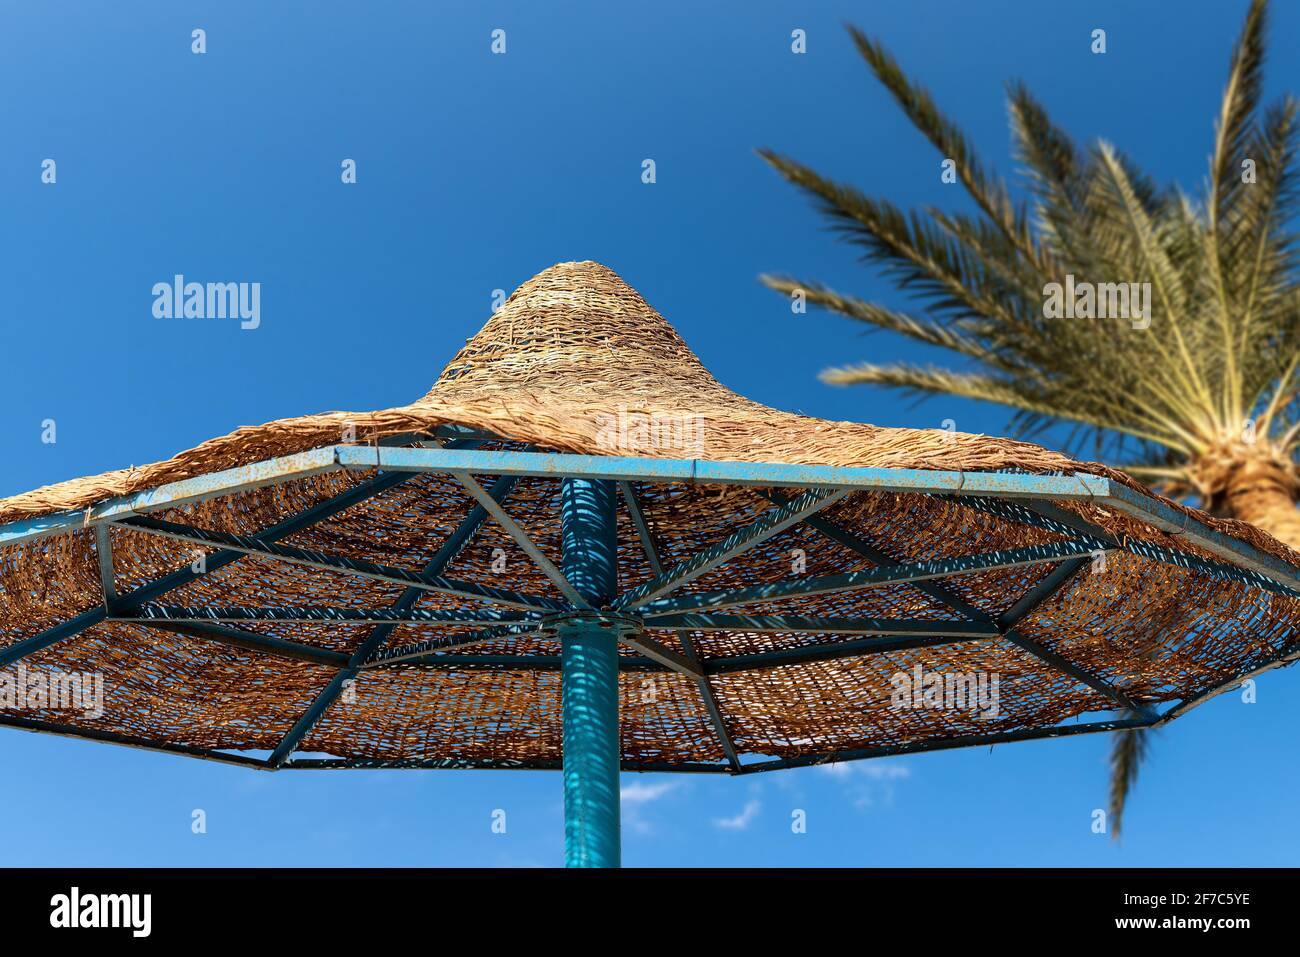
[559,620,621,867]
[559,478,621,868]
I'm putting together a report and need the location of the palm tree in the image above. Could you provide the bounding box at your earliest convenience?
[759,0,1297,837]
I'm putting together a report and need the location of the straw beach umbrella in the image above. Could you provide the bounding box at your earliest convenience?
[2,261,1298,867]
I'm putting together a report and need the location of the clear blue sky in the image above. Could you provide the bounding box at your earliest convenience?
[2,0,1298,867]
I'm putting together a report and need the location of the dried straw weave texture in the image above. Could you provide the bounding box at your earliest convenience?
[0,261,1297,768]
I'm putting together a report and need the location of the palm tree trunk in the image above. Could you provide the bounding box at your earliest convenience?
[1201,450,1300,552]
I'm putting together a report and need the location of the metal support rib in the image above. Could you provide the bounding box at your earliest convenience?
[120,606,542,625]
[0,609,110,670]
[281,756,729,773]
[0,713,272,770]
[619,482,664,576]
[117,515,565,612]
[614,487,848,610]
[138,620,349,667]
[1102,481,1300,585]
[267,473,519,767]
[768,498,980,620]
[452,470,587,608]
[360,623,542,667]
[616,633,702,678]
[996,557,1089,627]
[627,489,741,761]
[1156,641,1300,724]
[990,559,1155,716]
[0,710,1153,776]
[357,630,989,673]
[636,540,1096,616]
[737,714,1156,773]
[776,493,1153,717]
[704,632,985,673]
[949,498,1186,716]
[644,615,997,638]
[959,495,1300,600]
[360,654,660,672]
[0,468,416,669]
[94,524,116,606]
[678,631,740,770]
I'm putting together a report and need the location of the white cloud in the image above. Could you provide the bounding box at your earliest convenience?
[815,760,910,781]
[859,763,911,781]
[816,762,854,779]
[621,780,678,805]
[713,799,761,831]
[816,761,912,810]
[621,780,681,836]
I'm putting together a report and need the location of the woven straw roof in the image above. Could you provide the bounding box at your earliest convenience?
[2,261,1298,772]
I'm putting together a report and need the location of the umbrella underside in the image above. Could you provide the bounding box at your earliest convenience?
[2,431,1297,774]
[3,263,1298,776]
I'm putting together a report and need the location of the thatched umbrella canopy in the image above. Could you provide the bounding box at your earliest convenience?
[2,261,1298,866]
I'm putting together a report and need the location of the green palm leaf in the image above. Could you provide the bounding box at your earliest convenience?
[760,0,1299,833]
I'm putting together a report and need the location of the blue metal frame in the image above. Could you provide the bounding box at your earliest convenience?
[118,515,568,612]
[282,756,729,773]
[123,605,543,625]
[623,481,742,768]
[642,614,997,637]
[361,622,543,667]
[735,715,1155,773]
[614,487,847,610]
[956,494,1300,599]
[2,438,1297,843]
[0,712,275,769]
[266,472,520,768]
[455,470,589,608]
[5,443,1295,590]
[634,540,1099,616]
[766,491,1156,717]
[336,446,1117,499]
[619,482,665,576]
[94,524,116,606]
[0,468,419,669]
[0,447,342,548]
[0,447,1123,550]
[139,619,350,667]
[331,631,997,674]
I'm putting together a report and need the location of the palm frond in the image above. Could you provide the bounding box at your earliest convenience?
[1108,725,1152,840]
[1207,0,1270,416]
[1210,0,1269,252]
[847,26,1039,268]
[1096,143,1219,425]
[1235,98,1300,395]
[759,274,1030,369]
[757,150,1040,333]
[818,363,1167,443]
[760,4,1298,838]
